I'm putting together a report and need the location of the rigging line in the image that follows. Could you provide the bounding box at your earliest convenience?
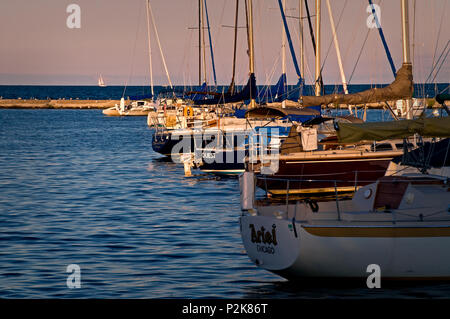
[203,0,217,87]
[213,0,228,57]
[261,54,281,100]
[148,0,173,89]
[347,28,371,85]
[367,0,396,78]
[304,0,316,56]
[255,1,265,85]
[439,84,450,94]
[430,44,450,84]
[122,0,144,98]
[277,0,302,81]
[425,39,450,84]
[303,0,323,92]
[230,0,240,94]
[430,0,447,78]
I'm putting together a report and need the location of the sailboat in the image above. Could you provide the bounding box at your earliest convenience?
[98,74,106,87]
[245,0,419,197]
[103,0,171,117]
[239,0,450,281]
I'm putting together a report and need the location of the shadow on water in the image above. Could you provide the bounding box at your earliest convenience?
[1,109,450,298]
[241,277,450,299]
[152,156,173,163]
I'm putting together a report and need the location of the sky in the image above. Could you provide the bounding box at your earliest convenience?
[0,0,448,86]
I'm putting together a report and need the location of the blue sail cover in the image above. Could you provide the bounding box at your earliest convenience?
[282,105,321,123]
[195,74,257,105]
[257,75,304,103]
[257,74,286,103]
[187,82,209,102]
[128,93,153,100]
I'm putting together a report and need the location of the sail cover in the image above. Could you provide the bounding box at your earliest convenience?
[336,116,450,143]
[194,74,257,105]
[300,63,413,107]
[392,138,450,168]
[257,74,287,103]
[245,105,320,123]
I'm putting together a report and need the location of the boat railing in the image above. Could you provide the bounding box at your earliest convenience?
[255,171,384,198]
[150,110,222,134]
[188,130,287,158]
[241,172,448,222]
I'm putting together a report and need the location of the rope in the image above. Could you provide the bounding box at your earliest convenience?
[430,44,450,84]
[425,40,450,84]
[348,28,371,85]
[430,0,447,79]
[148,1,173,89]
[122,0,144,99]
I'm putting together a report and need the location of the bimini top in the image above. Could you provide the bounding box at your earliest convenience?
[335,116,450,143]
[244,105,320,120]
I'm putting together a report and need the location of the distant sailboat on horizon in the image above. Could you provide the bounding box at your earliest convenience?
[98,74,106,87]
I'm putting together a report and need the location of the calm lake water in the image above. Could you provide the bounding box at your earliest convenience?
[0,109,449,298]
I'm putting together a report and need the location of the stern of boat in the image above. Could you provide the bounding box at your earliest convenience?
[239,214,300,271]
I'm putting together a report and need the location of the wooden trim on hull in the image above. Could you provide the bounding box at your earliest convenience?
[269,186,359,195]
[303,225,450,237]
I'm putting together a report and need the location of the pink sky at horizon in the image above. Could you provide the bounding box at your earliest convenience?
[0,0,448,86]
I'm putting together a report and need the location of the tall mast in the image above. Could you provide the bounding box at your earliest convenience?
[326,0,347,95]
[201,0,208,85]
[299,0,304,79]
[204,0,217,87]
[247,0,256,108]
[315,0,321,96]
[145,0,154,97]
[198,0,202,86]
[401,0,411,119]
[230,0,240,94]
[281,0,287,108]
[401,0,411,64]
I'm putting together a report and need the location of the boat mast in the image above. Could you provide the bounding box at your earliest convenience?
[145,0,154,97]
[230,0,240,95]
[401,0,412,119]
[299,0,304,80]
[315,0,321,96]
[325,0,347,95]
[198,0,202,86]
[281,0,287,108]
[204,0,217,87]
[247,0,256,108]
[201,0,208,86]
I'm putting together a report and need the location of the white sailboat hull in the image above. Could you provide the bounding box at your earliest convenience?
[240,215,450,280]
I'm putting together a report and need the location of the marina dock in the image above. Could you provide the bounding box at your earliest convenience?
[0,98,446,110]
[0,99,120,109]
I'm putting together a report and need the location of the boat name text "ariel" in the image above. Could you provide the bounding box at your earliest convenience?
[250,224,278,246]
